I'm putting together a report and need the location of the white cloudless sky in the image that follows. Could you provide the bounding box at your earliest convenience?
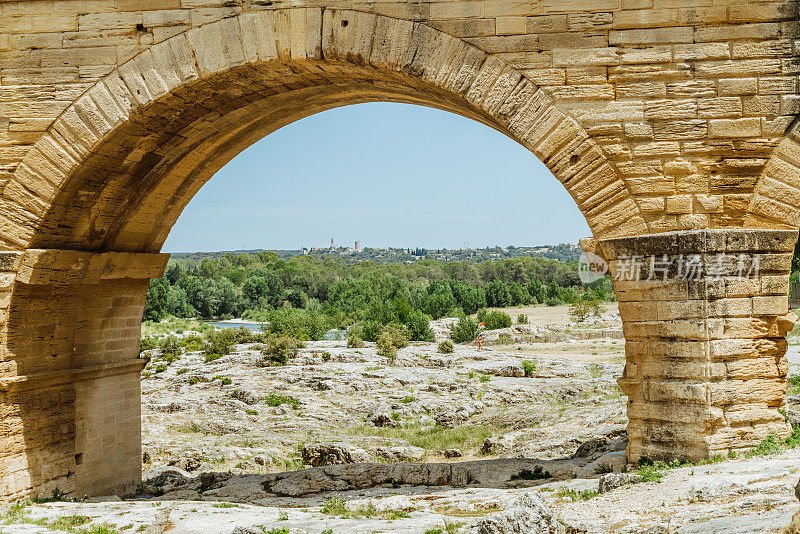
[162,102,591,253]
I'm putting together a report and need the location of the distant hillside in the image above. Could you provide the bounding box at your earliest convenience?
[170,243,581,265]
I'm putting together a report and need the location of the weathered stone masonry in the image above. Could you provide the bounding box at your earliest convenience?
[1,0,800,498]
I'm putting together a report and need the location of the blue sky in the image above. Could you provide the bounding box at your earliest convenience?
[162,102,590,253]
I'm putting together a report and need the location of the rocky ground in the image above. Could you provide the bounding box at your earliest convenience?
[3,304,800,534]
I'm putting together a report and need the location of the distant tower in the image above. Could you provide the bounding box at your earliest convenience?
[330,237,335,251]
[355,241,361,251]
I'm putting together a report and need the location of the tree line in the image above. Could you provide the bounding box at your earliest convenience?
[143,251,614,340]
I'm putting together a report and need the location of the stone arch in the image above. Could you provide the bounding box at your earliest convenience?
[0,8,647,255]
[1,5,797,503]
[744,123,800,229]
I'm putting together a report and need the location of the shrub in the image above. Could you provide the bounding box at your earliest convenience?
[158,335,181,362]
[438,340,454,354]
[140,335,158,354]
[263,307,328,341]
[265,392,301,409]
[545,297,562,307]
[569,297,606,323]
[405,310,435,342]
[522,360,536,377]
[232,326,265,344]
[377,323,409,359]
[476,309,487,323]
[347,334,364,348]
[517,314,528,324]
[361,320,382,342]
[321,351,332,362]
[450,316,479,343]
[261,335,304,366]
[483,311,512,330]
[179,334,204,352]
[485,279,511,307]
[203,329,237,361]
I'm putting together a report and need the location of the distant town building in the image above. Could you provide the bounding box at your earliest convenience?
[355,241,362,251]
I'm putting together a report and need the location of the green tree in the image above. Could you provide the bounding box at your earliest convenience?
[450,282,486,315]
[424,281,457,319]
[485,278,511,308]
[143,278,169,321]
[242,272,284,309]
[405,310,435,342]
[450,316,479,343]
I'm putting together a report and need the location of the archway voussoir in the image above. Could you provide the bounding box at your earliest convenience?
[240,11,278,63]
[506,89,552,138]
[537,117,587,164]
[52,108,99,155]
[428,32,465,89]
[147,40,184,94]
[73,94,113,140]
[445,42,486,96]
[496,78,538,124]
[185,23,232,77]
[347,11,378,66]
[117,61,156,108]
[101,72,141,117]
[20,143,72,187]
[132,50,171,101]
[465,54,505,109]
[166,33,201,84]
[86,82,129,133]
[519,106,565,154]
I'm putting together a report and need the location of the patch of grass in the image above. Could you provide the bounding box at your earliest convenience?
[212,503,240,508]
[557,488,598,501]
[50,516,91,529]
[479,375,490,383]
[350,424,493,453]
[75,526,121,534]
[789,375,800,395]
[245,409,259,415]
[320,495,388,519]
[588,364,603,378]
[176,422,206,434]
[432,505,501,517]
[746,434,783,457]
[401,395,416,404]
[425,519,463,534]
[264,392,301,409]
[636,460,667,483]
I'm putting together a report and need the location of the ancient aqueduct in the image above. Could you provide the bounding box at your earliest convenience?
[1,0,800,501]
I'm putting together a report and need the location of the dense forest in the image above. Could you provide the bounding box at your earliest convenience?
[143,249,613,339]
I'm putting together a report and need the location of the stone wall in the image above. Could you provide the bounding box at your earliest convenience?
[1,0,800,500]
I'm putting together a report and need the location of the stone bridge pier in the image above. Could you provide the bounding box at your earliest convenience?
[0,251,167,501]
[587,229,797,463]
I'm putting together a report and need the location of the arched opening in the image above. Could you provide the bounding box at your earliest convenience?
[163,102,591,252]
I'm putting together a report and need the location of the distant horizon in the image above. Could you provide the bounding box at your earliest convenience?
[168,242,581,255]
[162,102,591,254]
